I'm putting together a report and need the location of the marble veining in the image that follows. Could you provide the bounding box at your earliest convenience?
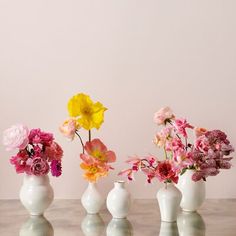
[0,199,236,235]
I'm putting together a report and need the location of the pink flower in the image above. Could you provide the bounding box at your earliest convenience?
[50,160,62,177]
[10,150,31,174]
[59,118,79,140]
[153,127,172,147]
[166,138,185,153]
[173,118,193,138]
[153,107,174,125]
[84,139,116,163]
[44,142,63,161]
[30,157,50,176]
[3,124,29,151]
[28,129,53,146]
[155,160,179,184]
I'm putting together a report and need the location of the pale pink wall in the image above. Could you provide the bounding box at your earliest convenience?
[0,0,236,199]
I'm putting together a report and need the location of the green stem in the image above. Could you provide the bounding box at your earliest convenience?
[75,131,85,154]
[89,130,91,142]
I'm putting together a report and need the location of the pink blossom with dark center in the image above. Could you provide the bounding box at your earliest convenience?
[30,157,50,176]
[50,160,62,177]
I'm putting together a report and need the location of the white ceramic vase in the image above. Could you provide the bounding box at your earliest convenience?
[20,175,54,216]
[106,218,133,236]
[177,211,205,236]
[81,182,104,214]
[176,170,206,212]
[19,215,54,236]
[159,222,179,236]
[106,181,132,219]
[81,214,105,236]
[157,183,182,222]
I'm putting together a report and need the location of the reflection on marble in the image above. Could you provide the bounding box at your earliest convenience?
[159,222,179,236]
[19,215,53,236]
[81,214,105,236]
[0,199,236,235]
[106,218,133,236]
[177,211,205,236]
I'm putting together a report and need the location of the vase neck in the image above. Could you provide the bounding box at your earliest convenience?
[114,181,125,189]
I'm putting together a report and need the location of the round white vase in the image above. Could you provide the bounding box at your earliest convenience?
[19,215,54,236]
[177,211,205,236]
[106,218,133,236]
[157,183,182,223]
[81,182,104,214]
[106,181,132,219]
[176,170,205,212]
[81,214,105,236]
[20,175,54,216]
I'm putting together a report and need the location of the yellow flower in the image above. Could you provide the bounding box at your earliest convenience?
[67,93,107,130]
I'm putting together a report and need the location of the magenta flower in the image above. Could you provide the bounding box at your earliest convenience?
[50,160,62,177]
[155,160,179,184]
[10,151,31,174]
[173,118,193,138]
[29,129,54,146]
[30,157,50,176]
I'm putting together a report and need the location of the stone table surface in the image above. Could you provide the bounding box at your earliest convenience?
[0,199,236,236]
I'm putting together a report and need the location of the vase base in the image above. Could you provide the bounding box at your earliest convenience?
[182,209,197,213]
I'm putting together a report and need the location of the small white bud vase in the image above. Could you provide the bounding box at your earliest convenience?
[20,175,54,216]
[19,215,54,236]
[81,182,104,214]
[157,183,182,222]
[106,181,132,219]
[81,214,105,236]
[176,169,206,212]
[106,218,133,236]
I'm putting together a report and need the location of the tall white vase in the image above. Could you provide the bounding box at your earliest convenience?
[157,183,182,223]
[81,182,104,214]
[176,170,205,212]
[19,215,54,236]
[106,181,132,219]
[20,175,54,216]
[159,222,179,236]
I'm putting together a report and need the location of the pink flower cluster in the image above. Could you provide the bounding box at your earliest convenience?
[119,156,179,184]
[3,124,63,177]
[120,107,235,183]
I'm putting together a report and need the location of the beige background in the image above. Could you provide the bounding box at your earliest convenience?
[0,0,236,199]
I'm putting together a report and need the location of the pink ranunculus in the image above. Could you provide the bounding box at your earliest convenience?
[28,129,54,146]
[153,107,174,125]
[44,141,63,161]
[10,151,31,174]
[173,118,193,138]
[59,118,79,140]
[84,138,116,163]
[3,124,29,151]
[155,160,179,184]
[30,157,50,176]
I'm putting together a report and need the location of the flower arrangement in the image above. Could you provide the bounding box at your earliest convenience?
[120,107,234,183]
[60,93,116,182]
[3,124,63,177]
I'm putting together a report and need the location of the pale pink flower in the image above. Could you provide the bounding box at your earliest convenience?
[173,118,193,138]
[3,124,29,151]
[153,107,175,125]
[153,127,172,147]
[59,117,79,140]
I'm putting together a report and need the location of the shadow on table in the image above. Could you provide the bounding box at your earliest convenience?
[19,215,54,236]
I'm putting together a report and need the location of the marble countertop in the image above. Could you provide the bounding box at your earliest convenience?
[0,199,236,236]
